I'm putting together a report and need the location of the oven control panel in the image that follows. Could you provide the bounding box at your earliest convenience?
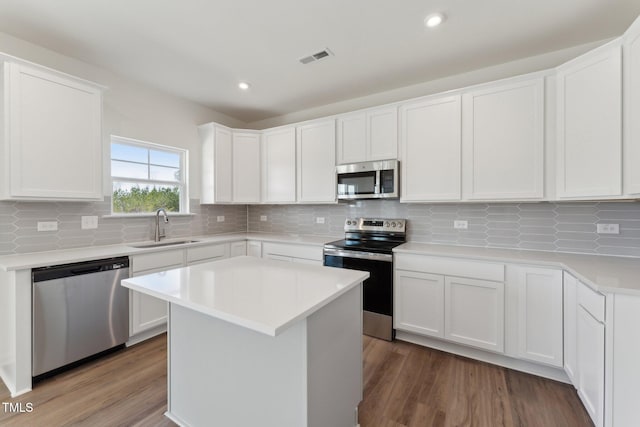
[344,218,406,233]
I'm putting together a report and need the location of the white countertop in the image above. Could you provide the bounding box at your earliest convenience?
[396,242,640,296]
[121,256,369,336]
[1,231,639,295]
[0,232,337,271]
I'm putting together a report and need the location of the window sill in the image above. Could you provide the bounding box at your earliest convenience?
[102,213,196,219]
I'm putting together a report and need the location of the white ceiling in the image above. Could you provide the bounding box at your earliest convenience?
[0,0,639,123]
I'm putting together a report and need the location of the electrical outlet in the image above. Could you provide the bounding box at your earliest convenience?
[597,223,620,234]
[453,220,468,230]
[217,216,225,222]
[37,221,58,232]
[316,217,325,224]
[260,215,267,222]
[81,216,98,230]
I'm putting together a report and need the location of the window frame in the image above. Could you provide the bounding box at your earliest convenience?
[110,135,189,215]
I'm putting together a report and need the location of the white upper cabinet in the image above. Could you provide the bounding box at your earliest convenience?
[462,76,545,200]
[0,61,103,201]
[399,95,462,202]
[199,123,232,203]
[367,106,398,160]
[624,16,640,195]
[336,112,366,164]
[556,40,622,199]
[296,119,336,203]
[336,106,397,164]
[262,126,296,203]
[232,131,261,203]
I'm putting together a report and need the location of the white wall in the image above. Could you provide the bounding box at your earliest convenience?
[0,31,247,200]
[246,39,609,129]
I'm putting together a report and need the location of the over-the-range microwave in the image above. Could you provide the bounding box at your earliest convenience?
[336,159,399,200]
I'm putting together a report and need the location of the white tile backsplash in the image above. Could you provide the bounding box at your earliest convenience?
[248,200,640,258]
[1,198,639,257]
[0,198,247,255]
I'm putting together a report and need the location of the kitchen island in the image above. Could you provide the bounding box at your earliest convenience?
[121,255,368,427]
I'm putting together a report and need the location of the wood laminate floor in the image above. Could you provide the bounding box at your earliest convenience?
[0,334,592,427]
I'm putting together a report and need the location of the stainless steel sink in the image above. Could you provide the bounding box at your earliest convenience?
[129,239,200,248]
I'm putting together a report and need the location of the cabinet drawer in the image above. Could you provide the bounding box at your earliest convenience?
[577,281,605,323]
[131,249,184,274]
[262,242,323,262]
[187,244,229,264]
[395,254,504,282]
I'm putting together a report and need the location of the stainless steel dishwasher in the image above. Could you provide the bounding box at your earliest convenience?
[32,256,130,379]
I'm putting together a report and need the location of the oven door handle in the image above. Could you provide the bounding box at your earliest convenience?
[323,247,393,262]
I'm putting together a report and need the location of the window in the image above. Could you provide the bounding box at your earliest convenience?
[110,136,188,214]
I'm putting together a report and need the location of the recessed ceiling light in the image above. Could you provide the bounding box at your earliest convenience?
[424,13,446,28]
[238,81,250,90]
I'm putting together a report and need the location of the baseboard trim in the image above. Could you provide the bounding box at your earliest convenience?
[395,330,571,384]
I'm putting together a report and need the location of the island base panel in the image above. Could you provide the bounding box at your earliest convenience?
[167,284,362,427]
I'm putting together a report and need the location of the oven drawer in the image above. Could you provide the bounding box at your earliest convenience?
[395,254,504,282]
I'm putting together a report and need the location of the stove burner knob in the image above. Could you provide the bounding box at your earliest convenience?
[384,221,390,227]
[391,222,396,227]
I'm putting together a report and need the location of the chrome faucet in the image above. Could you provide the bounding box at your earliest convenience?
[154,208,169,242]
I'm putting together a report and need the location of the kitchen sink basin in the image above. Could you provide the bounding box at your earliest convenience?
[129,239,200,248]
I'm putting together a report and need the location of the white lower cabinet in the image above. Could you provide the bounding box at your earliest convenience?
[565,274,607,427]
[130,283,171,336]
[130,242,239,340]
[394,271,444,337]
[130,249,185,337]
[394,254,505,353]
[444,276,504,353]
[229,241,247,257]
[247,240,262,257]
[508,266,563,367]
[186,243,229,265]
[261,242,323,265]
[393,252,639,427]
[563,272,578,383]
[576,282,606,427]
[609,293,640,427]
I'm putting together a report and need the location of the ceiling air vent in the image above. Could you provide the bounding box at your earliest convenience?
[299,48,333,65]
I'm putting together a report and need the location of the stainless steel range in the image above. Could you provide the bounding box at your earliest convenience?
[323,218,406,341]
